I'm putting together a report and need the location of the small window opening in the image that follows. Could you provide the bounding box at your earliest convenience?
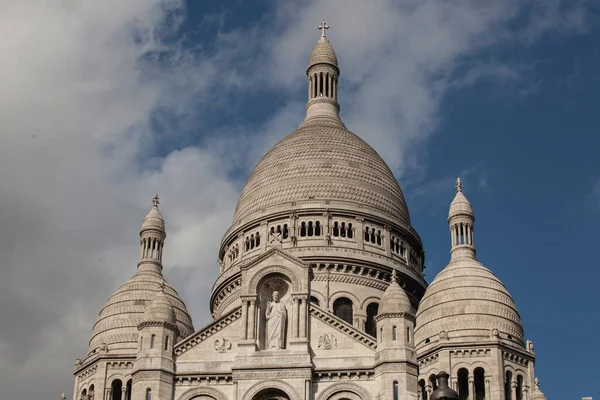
[347,223,353,238]
[150,334,155,349]
[315,221,321,236]
[308,221,314,236]
[333,222,339,237]
[392,326,397,341]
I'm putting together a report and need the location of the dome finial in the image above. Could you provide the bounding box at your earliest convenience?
[152,193,160,208]
[391,269,398,283]
[455,177,463,193]
[318,20,329,38]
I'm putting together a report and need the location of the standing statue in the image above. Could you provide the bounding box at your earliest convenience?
[265,291,287,349]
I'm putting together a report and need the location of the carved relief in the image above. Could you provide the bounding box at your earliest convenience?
[318,333,337,349]
[213,338,232,353]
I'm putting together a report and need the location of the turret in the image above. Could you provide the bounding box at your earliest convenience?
[374,270,418,399]
[448,178,476,261]
[132,283,179,400]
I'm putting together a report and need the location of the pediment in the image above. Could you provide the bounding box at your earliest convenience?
[240,247,310,271]
[175,307,241,362]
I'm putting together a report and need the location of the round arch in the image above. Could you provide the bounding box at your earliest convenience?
[317,382,373,400]
[242,379,300,400]
[360,296,380,311]
[310,290,326,307]
[249,266,301,293]
[450,361,490,377]
[106,374,126,387]
[178,386,227,400]
[328,291,361,312]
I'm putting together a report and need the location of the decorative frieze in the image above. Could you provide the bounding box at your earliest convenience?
[107,360,134,369]
[418,353,439,367]
[133,370,172,384]
[502,350,529,366]
[175,375,233,385]
[376,363,419,376]
[450,349,491,357]
[214,338,232,353]
[233,369,312,380]
[313,370,375,381]
[78,364,97,380]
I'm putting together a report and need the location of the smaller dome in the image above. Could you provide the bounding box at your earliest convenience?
[143,285,177,325]
[448,191,473,220]
[141,194,165,232]
[530,378,547,400]
[379,276,413,314]
[307,36,338,71]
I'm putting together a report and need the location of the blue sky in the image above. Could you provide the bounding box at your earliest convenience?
[0,1,598,399]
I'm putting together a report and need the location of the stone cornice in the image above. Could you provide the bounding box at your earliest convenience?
[310,304,377,349]
[374,312,416,322]
[175,307,242,356]
[137,320,179,335]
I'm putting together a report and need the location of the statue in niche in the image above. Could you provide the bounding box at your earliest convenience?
[265,291,287,349]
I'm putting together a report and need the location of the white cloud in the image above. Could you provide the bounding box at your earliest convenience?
[0,0,590,398]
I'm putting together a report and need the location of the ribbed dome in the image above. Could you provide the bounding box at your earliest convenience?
[232,120,411,226]
[415,257,524,351]
[88,269,193,357]
[143,287,177,325]
[307,36,338,70]
[379,280,413,314]
[448,191,474,219]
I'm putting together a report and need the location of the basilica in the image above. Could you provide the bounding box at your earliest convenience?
[72,24,550,400]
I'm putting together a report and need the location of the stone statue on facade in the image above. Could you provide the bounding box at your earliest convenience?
[265,291,287,349]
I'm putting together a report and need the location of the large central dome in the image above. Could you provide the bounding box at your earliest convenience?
[233,119,411,226]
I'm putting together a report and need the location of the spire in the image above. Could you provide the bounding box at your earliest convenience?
[448,178,476,261]
[139,194,166,271]
[303,20,343,126]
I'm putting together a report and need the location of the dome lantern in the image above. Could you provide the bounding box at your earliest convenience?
[139,194,166,271]
[304,20,342,125]
[448,178,476,261]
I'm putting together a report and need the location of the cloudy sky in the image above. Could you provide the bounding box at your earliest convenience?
[1,0,599,399]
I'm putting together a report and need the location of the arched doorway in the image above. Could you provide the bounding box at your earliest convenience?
[333,297,353,325]
[252,388,290,400]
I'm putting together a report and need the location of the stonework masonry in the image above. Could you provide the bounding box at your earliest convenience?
[72,24,548,400]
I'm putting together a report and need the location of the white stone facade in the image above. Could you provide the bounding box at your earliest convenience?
[72,25,548,400]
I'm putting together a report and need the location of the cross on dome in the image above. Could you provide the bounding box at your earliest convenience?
[318,20,329,37]
[152,193,160,208]
[455,178,463,192]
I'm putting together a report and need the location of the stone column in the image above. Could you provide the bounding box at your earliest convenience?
[469,377,475,400]
[241,299,248,340]
[248,298,256,341]
[121,387,126,400]
[299,297,307,338]
[292,297,299,339]
[485,378,491,400]
[384,226,392,257]
[105,389,111,400]
[355,217,364,250]
[511,380,518,400]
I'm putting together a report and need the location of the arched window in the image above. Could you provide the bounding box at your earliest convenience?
[81,389,87,400]
[347,223,353,238]
[126,380,132,400]
[245,237,250,251]
[340,222,346,237]
[516,375,524,400]
[429,374,438,390]
[505,371,513,400]
[457,368,469,400]
[250,234,255,249]
[145,388,151,400]
[419,380,428,400]
[150,334,155,349]
[333,221,339,237]
[474,367,486,400]
[310,296,320,306]
[377,230,382,245]
[283,224,289,239]
[393,381,399,400]
[365,303,379,338]
[364,226,370,241]
[300,222,307,237]
[392,326,397,341]
[315,221,321,236]
[371,228,376,243]
[308,221,314,236]
[255,232,260,247]
[88,385,95,400]
[111,380,122,400]
[333,297,353,325]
